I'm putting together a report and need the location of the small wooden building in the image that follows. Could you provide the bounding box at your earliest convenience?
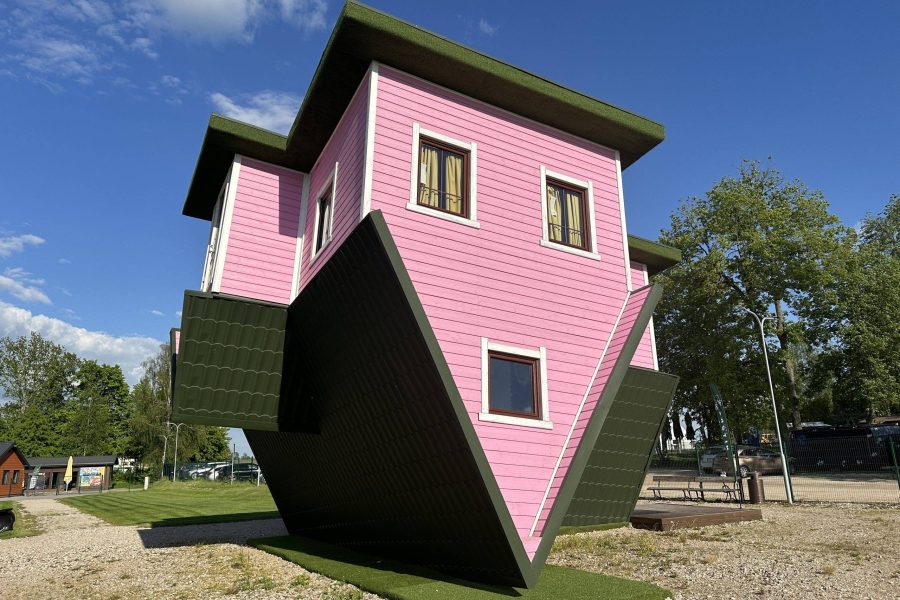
[0,442,29,497]
[24,455,117,492]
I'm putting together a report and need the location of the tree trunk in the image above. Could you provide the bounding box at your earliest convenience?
[774,299,803,429]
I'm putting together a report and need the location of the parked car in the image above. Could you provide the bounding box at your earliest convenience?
[699,446,724,473]
[711,446,783,477]
[790,425,900,472]
[209,463,261,482]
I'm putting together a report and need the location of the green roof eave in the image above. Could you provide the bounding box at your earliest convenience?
[183,1,664,220]
[628,234,681,275]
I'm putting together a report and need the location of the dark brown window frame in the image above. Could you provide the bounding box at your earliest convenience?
[417,136,470,219]
[487,350,541,420]
[545,177,590,251]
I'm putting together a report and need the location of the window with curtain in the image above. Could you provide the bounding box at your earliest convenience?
[315,189,333,253]
[12,470,19,484]
[546,179,588,250]
[418,138,468,217]
[488,352,540,418]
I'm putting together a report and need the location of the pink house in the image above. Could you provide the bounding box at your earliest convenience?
[172,1,680,587]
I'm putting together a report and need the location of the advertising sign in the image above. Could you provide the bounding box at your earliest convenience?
[79,466,105,488]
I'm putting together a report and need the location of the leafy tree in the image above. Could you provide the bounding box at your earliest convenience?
[64,361,131,456]
[0,332,79,410]
[811,196,900,422]
[655,161,847,432]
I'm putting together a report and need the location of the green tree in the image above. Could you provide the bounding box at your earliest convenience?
[0,332,79,410]
[656,161,847,432]
[811,196,900,422]
[64,361,131,456]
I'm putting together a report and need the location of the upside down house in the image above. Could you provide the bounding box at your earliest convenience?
[171,1,680,588]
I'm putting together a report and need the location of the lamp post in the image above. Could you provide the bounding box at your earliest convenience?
[171,422,186,482]
[741,306,794,504]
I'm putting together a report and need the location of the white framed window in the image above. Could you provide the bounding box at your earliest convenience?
[539,166,600,261]
[479,338,552,429]
[310,162,339,263]
[407,123,479,228]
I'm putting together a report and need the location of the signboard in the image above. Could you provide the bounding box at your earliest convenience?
[79,467,105,488]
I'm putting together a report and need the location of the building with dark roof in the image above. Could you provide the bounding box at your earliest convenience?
[24,455,116,492]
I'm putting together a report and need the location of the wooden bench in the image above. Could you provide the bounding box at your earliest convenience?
[648,475,744,502]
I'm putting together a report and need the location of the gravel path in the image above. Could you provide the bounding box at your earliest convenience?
[550,500,900,600]
[0,497,377,600]
[1,497,896,599]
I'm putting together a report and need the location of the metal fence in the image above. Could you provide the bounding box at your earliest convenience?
[646,436,900,504]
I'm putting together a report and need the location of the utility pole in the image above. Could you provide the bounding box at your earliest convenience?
[171,422,185,482]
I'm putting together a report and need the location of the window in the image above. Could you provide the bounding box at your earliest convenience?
[418,138,468,217]
[310,162,338,262]
[2,470,8,485]
[407,124,479,228]
[539,166,599,260]
[546,179,589,250]
[315,189,333,253]
[488,352,539,418]
[12,470,19,484]
[479,339,552,429]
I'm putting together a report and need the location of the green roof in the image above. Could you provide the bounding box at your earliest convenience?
[183,0,665,220]
[628,234,681,275]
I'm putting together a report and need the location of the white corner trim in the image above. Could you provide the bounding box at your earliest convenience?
[406,122,480,227]
[616,150,633,292]
[480,338,552,430]
[211,155,242,293]
[539,165,600,260]
[643,264,660,370]
[290,173,312,300]
[360,62,379,221]
[529,290,632,537]
[309,162,338,265]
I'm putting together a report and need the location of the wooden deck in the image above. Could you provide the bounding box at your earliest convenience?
[630,503,762,531]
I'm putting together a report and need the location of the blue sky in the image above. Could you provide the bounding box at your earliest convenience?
[1,1,898,455]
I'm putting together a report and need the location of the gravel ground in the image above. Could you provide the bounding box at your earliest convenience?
[550,500,900,600]
[0,496,377,600]
[1,497,896,599]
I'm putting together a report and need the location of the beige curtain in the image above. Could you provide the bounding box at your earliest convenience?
[547,185,563,242]
[445,153,463,214]
[565,189,583,247]
[418,145,440,208]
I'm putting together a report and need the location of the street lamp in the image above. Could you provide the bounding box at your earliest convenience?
[741,306,794,504]
[159,433,169,480]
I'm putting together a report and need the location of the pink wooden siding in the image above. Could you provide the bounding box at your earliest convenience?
[174,330,180,354]
[534,284,655,534]
[219,157,304,304]
[629,261,657,369]
[297,73,370,290]
[370,66,632,549]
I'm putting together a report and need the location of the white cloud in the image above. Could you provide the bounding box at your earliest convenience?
[58,258,72,264]
[478,18,498,36]
[0,268,51,305]
[152,0,265,43]
[209,90,300,134]
[0,234,45,257]
[150,309,164,316]
[175,310,182,317]
[277,0,327,32]
[0,300,163,383]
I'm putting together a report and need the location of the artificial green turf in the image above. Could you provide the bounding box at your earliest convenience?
[0,500,41,539]
[60,480,278,527]
[251,535,671,600]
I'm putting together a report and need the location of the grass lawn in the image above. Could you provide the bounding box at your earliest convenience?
[60,480,279,527]
[251,535,671,600]
[0,500,42,539]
